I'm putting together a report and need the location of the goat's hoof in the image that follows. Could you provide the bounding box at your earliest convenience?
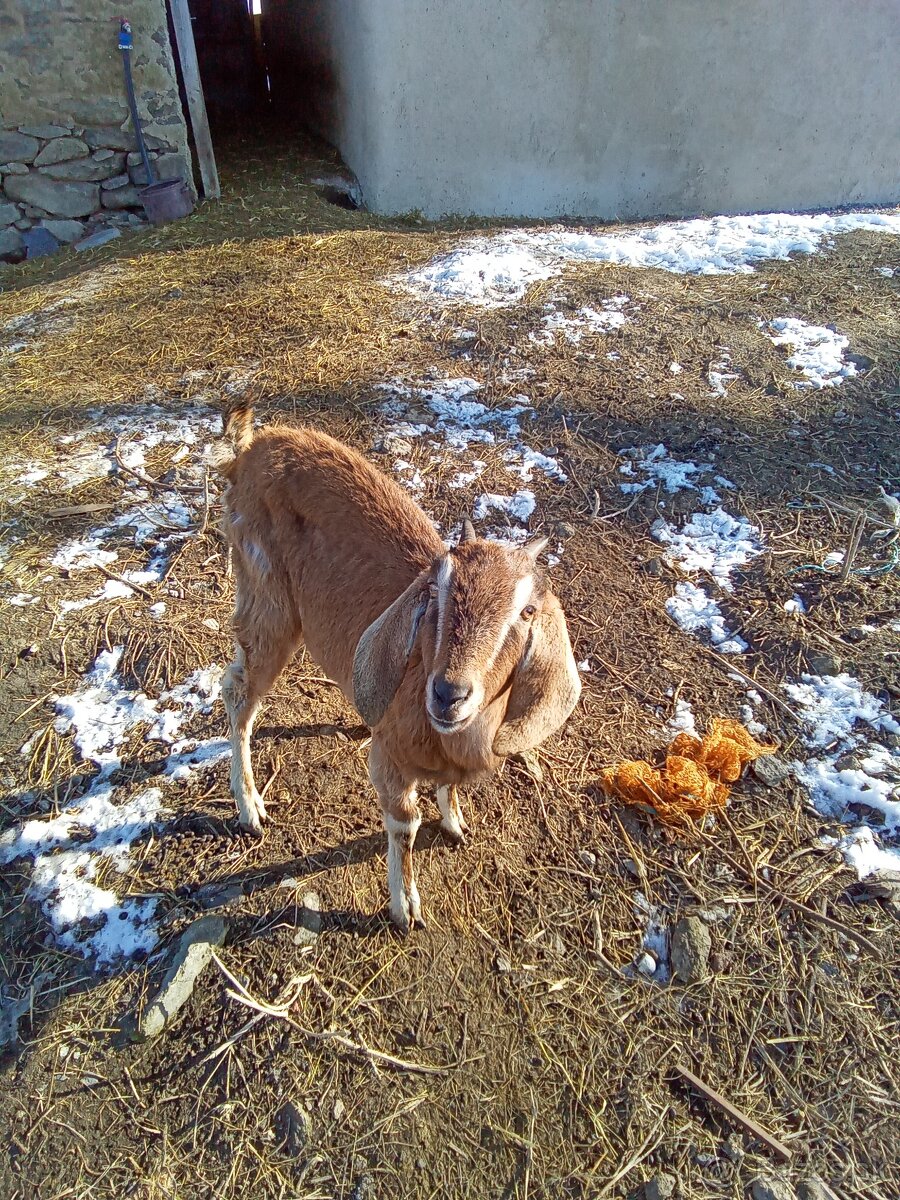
[236,790,267,835]
[440,818,469,845]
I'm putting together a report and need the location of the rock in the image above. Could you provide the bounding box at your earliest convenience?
[751,1178,796,1200]
[0,227,24,260]
[796,1178,838,1200]
[74,227,121,252]
[0,993,32,1050]
[101,173,131,191]
[135,914,227,1040]
[847,801,885,826]
[292,891,323,948]
[40,219,85,244]
[126,151,144,166]
[18,123,70,139]
[131,152,188,187]
[0,201,20,226]
[101,185,142,209]
[23,227,60,258]
[640,556,664,576]
[636,951,658,976]
[348,1174,375,1200]
[84,127,137,152]
[373,435,413,457]
[644,1173,677,1200]
[0,133,40,163]
[670,915,712,983]
[4,173,99,218]
[33,138,89,167]
[555,522,577,539]
[751,755,792,787]
[2,162,30,175]
[14,218,31,231]
[273,1100,311,1155]
[39,158,117,182]
[578,849,597,870]
[807,652,841,677]
[92,148,116,162]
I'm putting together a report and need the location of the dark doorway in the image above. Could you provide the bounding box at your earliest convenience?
[186,0,270,134]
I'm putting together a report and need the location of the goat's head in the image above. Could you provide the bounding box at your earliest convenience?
[352,521,581,754]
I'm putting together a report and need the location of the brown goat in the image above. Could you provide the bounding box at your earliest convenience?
[219,408,581,931]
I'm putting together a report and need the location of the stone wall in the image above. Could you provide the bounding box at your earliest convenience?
[0,0,193,261]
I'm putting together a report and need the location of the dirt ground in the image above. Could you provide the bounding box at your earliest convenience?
[0,132,898,1200]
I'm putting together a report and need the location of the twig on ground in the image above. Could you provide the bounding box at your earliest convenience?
[94,561,154,601]
[672,1062,793,1163]
[114,437,206,494]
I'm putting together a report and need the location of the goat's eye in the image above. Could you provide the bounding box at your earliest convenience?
[521,604,537,620]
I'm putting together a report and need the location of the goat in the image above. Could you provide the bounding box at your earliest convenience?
[218,406,581,931]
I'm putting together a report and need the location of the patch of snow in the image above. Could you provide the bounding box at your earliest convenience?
[473,490,536,524]
[784,594,806,615]
[766,318,859,389]
[668,698,697,737]
[529,296,630,345]
[875,266,895,278]
[653,508,762,590]
[7,593,36,607]
[785,673,900,876]
[0,651,229,965]
[708,349,739,397]
[394,210,900,307]
[618,444,715,497]
[666,581,748,654]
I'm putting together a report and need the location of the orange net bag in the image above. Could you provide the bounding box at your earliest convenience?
[601,718,776,825]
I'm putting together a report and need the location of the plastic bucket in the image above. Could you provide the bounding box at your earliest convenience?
[140,178,194,226]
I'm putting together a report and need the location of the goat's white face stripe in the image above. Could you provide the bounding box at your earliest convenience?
[484,574,535,672]
[434,555,454,656]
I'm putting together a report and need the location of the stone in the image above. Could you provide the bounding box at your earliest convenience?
[807,652,841,676]
[0,202,19,226]
[292,890,323,948]
[33,138,90,167]
[84,127,137,152]
[644,1173,677,1200]
[751,1177,796,1200]
[555,522,577,538]
[41,219,85,244]
[2,162,30,175]
[101,173,131,191]
[796,1178,838,1200]
[126,151,144,166]
[348,1175,375,1200]
[101,185,142,210]
[40,158,117,182]
[23,227,60,258]
[0,227,24,259]
[131,153,188,187]
[18,124,69,140]
[670,915,712,983]
[14,218,32,231]
[135,915,227,1040]
[92,148,116,162]
[751,755,792,787]
[0,133,40,163]
[74,227,121,252]
[640,556,664,576]
[4,174,99,218]
[273,1100,311,1155]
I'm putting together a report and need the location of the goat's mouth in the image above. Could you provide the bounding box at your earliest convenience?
[427,710,476,736]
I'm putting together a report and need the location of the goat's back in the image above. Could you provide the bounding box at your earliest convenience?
[224,425,444,693]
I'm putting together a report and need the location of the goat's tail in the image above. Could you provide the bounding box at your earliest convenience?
[213,403,255,473]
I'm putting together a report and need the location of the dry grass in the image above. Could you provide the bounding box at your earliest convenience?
[0,131,898,1199]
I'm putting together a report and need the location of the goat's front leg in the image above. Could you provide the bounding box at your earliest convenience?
[436,784,469,843]
[369,742,423,932]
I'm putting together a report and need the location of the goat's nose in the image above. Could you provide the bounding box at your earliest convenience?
[432,676,472,712]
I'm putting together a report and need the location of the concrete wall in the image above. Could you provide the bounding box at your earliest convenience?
[304,0,900,219]
[0,0,192,258]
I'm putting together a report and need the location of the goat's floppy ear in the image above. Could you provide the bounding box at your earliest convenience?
[492,592,581,757]
[353,573,430,728]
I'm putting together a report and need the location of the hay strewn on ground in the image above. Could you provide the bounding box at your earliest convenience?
[0,132,898,1200]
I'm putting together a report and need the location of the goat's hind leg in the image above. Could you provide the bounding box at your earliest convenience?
[223,626,299,833]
